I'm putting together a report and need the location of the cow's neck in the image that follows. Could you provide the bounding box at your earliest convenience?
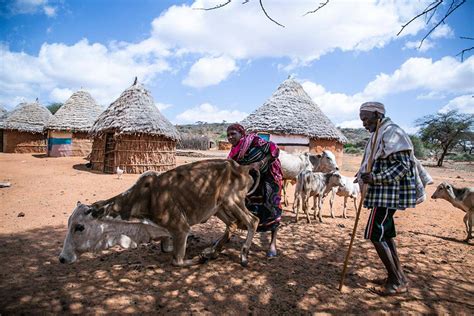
[92,185,151,220]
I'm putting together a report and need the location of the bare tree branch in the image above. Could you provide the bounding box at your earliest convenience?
[302,0,329,17]
[397,0,442,36]
[457,37,474,61]
[259,0,285,27]
[195,0,284,27]
[418,0,466,49]
[456,46,474,61]
[194,0,232,11]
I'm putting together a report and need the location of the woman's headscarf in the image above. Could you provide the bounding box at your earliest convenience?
[227,123,246,136]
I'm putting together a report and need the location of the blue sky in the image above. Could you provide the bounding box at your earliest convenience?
[1,0,473,131]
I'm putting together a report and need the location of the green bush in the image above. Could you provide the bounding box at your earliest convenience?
[450,153,474,162]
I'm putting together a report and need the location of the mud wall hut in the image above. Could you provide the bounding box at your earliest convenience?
[89,79,180,174]
[2,101,52,153]
[241,78,347,165]
[46,90,103,157]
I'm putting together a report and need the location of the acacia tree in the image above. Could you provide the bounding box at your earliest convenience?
[416,110,473,166]
[47,102,63,114]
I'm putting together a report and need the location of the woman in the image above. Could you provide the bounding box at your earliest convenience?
[227,123,282,257]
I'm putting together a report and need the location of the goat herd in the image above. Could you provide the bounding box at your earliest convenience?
[280,150,473,242]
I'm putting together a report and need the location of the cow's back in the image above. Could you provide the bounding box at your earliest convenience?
[150,159,252,226]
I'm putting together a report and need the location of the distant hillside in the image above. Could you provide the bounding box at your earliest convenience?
[176,122,230,141]
[339,128,370,154]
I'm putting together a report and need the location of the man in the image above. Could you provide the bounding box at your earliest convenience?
[357,101,416,296]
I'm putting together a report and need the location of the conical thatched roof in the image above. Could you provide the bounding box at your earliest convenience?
[241,78,347,143]
[0,106,8,128]
[47,90,103,132]
[3,101,52,133]
[90,80,179,141]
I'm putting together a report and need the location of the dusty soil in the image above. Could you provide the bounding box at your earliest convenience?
[0,151,473,315]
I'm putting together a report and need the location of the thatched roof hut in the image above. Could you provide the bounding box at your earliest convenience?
[89,79,180,174]
[2,100,52,153]
[46,90,103,157]
[241,78,347,163]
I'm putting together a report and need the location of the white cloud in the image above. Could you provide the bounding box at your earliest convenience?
[337,120,363,129]
[175,103,248,124]
[151,0,431,65]
[400,125,419,135]
[431,24,454,39]
[403,39,435,52]
[49,87,73,102]
[0,39,170,106]
[363,56,474,98]
[182,56,237,88]
[439,95,474,114]
[43,5,55,17]
[416,91,446,100]
[155,102,173,111]
[6,0,57,17]
[302,56,474,125]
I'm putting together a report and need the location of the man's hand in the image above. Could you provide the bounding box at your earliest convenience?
[360,172,374,184]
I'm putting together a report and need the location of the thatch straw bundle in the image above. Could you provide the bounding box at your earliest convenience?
[241,78,347,143]
[89,79,179,174]
[3,101,52,133]
[47,90,103,132]
[2,100,51,153]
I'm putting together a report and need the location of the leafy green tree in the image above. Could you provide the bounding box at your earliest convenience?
[409,135,427,159]
[47,102,63,114]
[416,110,473,166]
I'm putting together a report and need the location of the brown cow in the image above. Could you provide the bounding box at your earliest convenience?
[59,159,260,267]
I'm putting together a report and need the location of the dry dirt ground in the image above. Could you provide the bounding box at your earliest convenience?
[0,151,473,315]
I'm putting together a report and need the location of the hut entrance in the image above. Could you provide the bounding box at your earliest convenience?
[104,133,115,173]
[0,130,3,152]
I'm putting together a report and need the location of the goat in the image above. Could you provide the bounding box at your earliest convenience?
[431,182,474,242]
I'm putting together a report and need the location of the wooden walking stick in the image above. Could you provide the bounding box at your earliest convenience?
[338,119,381,291]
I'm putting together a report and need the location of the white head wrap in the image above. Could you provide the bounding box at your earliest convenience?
[360,101,385,115]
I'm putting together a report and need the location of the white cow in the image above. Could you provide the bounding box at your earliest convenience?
[279,150,339,206]
[293,171,343,223]
[328,176,360,219]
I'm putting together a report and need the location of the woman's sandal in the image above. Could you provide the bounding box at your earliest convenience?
[369,283,408,296]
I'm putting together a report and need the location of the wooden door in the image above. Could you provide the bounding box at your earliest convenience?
[103,133,115,173]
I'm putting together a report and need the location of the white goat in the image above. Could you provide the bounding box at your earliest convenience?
[431,182,474,242]
[279,150,339,206]
[328,176,360,219]
[293,171,343,223]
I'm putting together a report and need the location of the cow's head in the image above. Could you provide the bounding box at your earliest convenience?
[431,182,453,200]
[309,150,339,173]
[59,201,171,264]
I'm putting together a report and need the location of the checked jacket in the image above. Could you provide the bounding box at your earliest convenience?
[363,150,417,210]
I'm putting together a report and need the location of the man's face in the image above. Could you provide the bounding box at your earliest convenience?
[227,129,243,146]
[359,110,379,133]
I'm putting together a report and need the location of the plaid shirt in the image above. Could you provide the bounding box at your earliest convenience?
[364,150,417,210]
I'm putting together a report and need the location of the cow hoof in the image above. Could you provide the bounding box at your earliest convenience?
[240,259,248,267]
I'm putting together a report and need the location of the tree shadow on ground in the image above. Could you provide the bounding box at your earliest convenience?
[409,230,471,245]
[0,217,472,314]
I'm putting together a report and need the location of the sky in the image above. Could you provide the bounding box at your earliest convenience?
[0,0,473,132]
